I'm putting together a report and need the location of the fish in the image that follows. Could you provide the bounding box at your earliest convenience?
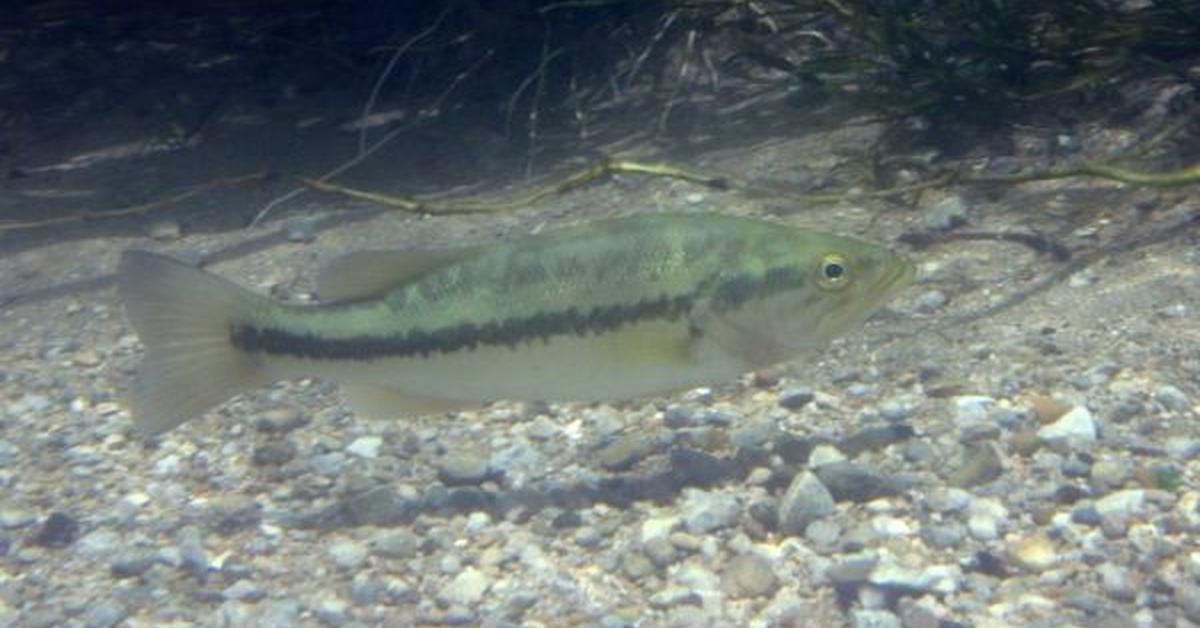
[117,212,914,435]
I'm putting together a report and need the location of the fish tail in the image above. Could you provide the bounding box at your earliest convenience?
[117,251,271,435]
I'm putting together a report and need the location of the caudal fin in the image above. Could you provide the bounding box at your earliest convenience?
[117,251,271,435]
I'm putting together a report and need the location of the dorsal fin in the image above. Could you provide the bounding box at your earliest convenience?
[316,247,479,302]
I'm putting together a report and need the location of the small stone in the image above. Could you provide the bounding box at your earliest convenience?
[313,596,348,625]
[109,548,158,578]
[1096,563,1136,601]
[346,436,383,459]
[372,531,419,559]
[441,567,491,606]
[808,444,846,468]
[914,290,948,313]
[78,529,121,556]
[778,387,815,409]
[0,510,36,529]
[223,580,266,601]
[952,395,996,424]
[620,550,656,579]
[852,609,903,628]
[1028,394,1073,423]
[251,440,297,466]
[1094,489,1145,533]
[146,218,181,241]
[1006,534,1058,571]
[966,498,1008,541]
[1166,437,1200,459]
[1036,406,1097,447]
[921,523,963,549]
[438,449,492,485]
[205,496,260,534]
[82,602,126,628]
[946,443,1004,488]
[1153,385,1190,412]
[1176,583,1200,622]
[681,489,740,533]
[664,404,698,427]
[813,461,901,502]
[1090,458,1130,490]
[33,512,78,548]
[329,540,369,570]
[778,471,835,534]
[254,408,309,433]
[805,518,842,550]
[649,585,702,608]
[721,554,778,598]
[922,195,969,231]
[595,433,655,471]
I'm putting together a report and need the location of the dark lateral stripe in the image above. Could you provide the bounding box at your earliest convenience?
[232,294,695,360]
[231,265,808,361]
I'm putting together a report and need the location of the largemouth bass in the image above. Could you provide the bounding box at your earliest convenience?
[118,213,914,434]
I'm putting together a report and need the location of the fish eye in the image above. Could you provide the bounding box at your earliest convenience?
[817,253,850,289]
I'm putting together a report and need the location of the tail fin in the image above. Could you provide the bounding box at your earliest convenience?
[117,251,271,435]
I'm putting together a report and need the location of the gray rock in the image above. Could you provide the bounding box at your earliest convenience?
[77,529,121,556]
[681,492,734,535]
[251,440,297,466]
[109,548,158,578]
[309,452,345,476]
[1177,583,1200,622]
[778,471,835,534]
[805,518,842,551]
[946,443,1004,488]
[620,550,656,579]
[648,585,702,608]
[205,495,261,534]
[329,540,369,570]
[922,196,969,231]
[438,450,492,485]
[595,433,656,471]
[1097,563,1136,601]
[1165,437,1199,459]
[813,461,901,502]
[921,523,964,548]
[1037,406,1097,447]
[1090,458,1130,490]
[1152,385,1190,412]
[440,567,491,606]
[146,219,181,241]
[223,580,267,602]
[852,609,903,628]
[81,602,126,628]
[643,537,677,567]
[664,404,699,427]
[1095,489,1145,533]
[952,395,995,424]
[0,510,36,529]
[778,387,815,409]
[346,436,383,459]
[721,553,778,598]
[0,440,16,466]
[312,596,348,625]
[826,555,879,588]
[913,290,948,313]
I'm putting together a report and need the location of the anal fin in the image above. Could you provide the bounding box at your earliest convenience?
[341,384,474,419]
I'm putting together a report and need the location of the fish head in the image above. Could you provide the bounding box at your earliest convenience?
[731,232,914,359]
[796,234,915,341]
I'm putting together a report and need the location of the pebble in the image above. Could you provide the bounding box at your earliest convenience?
[952,395,996,424]
[251,440,297,466]
[946,443,1004,488]
[437,450,492,485]
[778,471,835,534]
[1165,436,1200,459]
[0,440,15,466]
[1090,458,1130,490]
[372,531,419,559]
[223,580,266,602]
[1036,405,1097,447]
[922,195,969,231]
[346,436,383,459]
[852,608,903,628]
[1096,563,1136,601]
[1005,534,1058,571]
[313,596,348,625]
[82,602,126,628]
[778,387,815,409]
[109,548,158,578]
[721,553,778,598]
[440,567,491,606]
[1152,384,1190,412]
[913,290,948,313]
[966,498,1008,541]
[681,489,740,533]
[0,510,36,529]
[1094,489,1145,532]
[813,461,900,502]
[204,495,261,534]
[595,433,656,471]
[329,540,369,570]
[78,529,121,556]
[807,444,847,468]
[621,549,656,579]
[146,218,181,241]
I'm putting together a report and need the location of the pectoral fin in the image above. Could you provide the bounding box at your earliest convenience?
[340,384,474,419]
